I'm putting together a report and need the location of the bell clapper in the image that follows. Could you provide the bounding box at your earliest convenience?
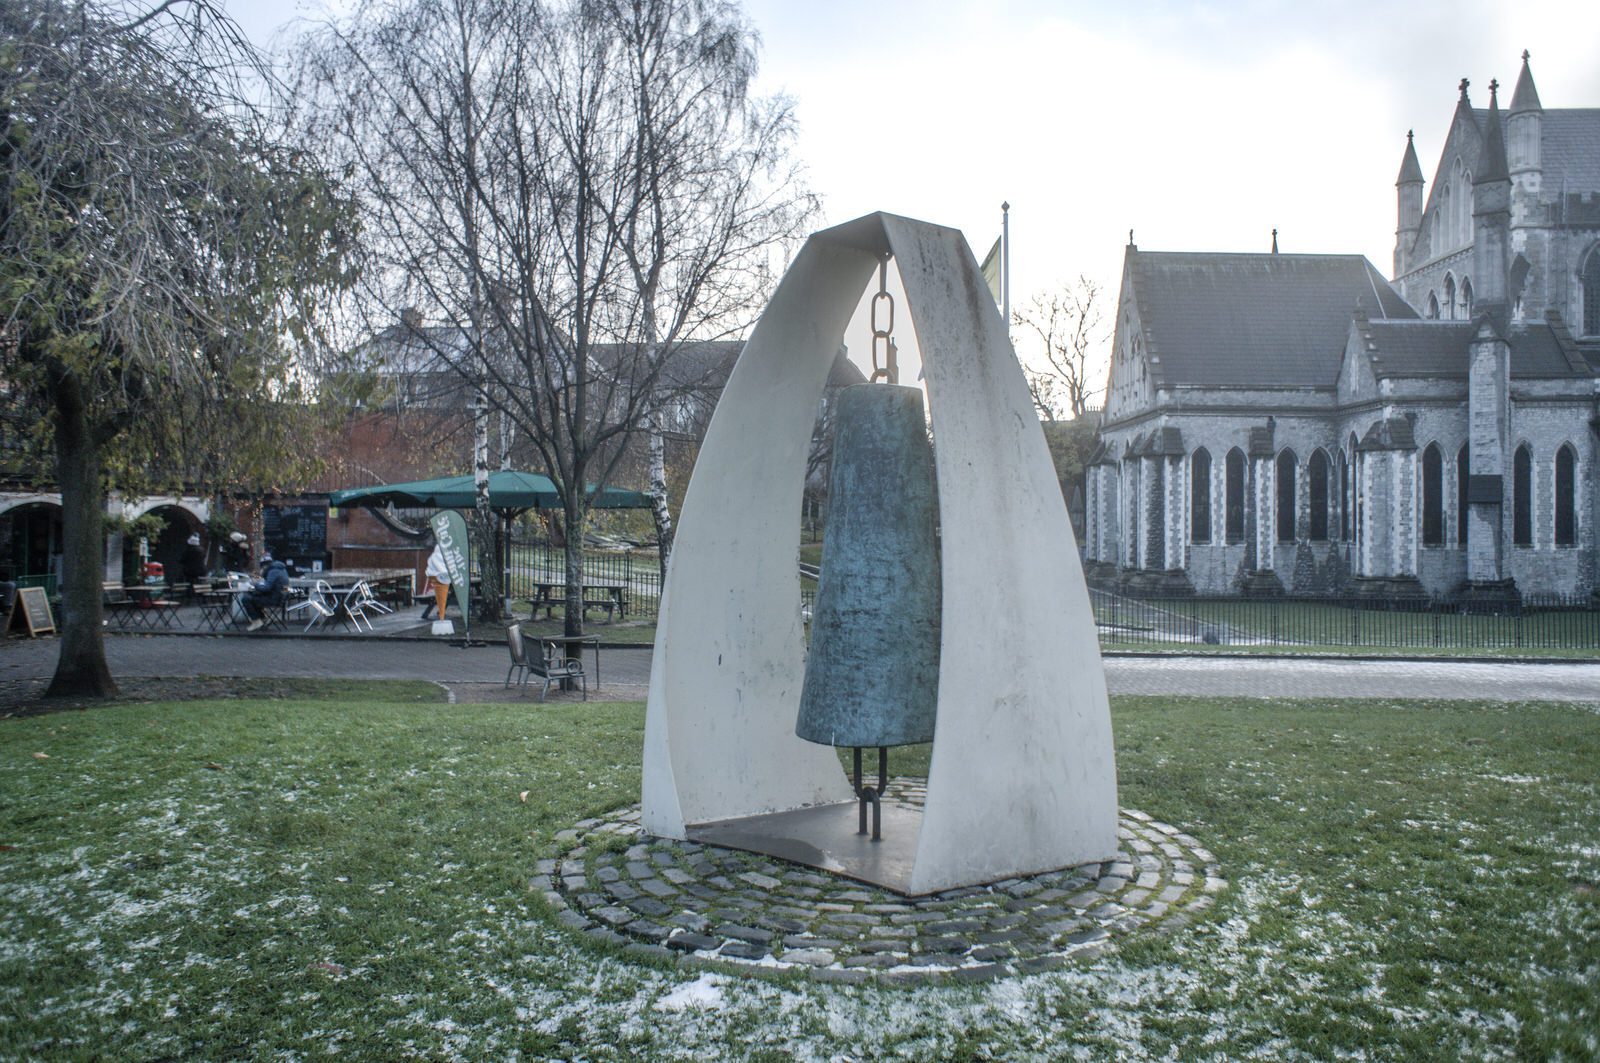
[851,746,889,841]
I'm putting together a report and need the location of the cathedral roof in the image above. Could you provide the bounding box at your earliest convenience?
[1361,319,1592,379]
[1126,251,1415,389]
[1540,110,1600,189]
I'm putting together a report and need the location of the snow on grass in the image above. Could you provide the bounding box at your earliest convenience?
[2,691,1596,1060]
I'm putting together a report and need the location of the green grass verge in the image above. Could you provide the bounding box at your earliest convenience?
[2,685,1596,1060]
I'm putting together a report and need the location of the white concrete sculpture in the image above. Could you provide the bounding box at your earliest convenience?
[642,212,1118,894]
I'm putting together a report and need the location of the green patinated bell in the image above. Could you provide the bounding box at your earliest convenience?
[796,383,941,749]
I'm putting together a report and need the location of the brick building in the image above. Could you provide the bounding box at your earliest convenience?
[1085,55,1600,600]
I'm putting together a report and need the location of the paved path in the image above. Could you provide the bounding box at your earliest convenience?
[4,634,1598,704]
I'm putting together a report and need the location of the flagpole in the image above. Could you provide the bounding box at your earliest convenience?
[1000,202,1011,330]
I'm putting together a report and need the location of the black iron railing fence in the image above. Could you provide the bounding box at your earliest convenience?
[1091,589,1600,651]
[504,537,663,618]
[501,535,1596,652]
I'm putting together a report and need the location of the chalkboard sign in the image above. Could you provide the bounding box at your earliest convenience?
[15,586,56,637]
[263,504,328,566]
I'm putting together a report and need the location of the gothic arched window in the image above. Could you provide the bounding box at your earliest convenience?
[1514,444,1533,546]
[1276,449,1297,542]
[1427,291,1440,319]
[1443,275,1456,321]
[1338,450,1350,541]
[1457,444,1470,545]
[1308,449,1330,541]
[1460,277,1473,318]
[1191,448,1212,543]
[1421,443,1444,545]
[1555,444,1577,547]
[1225,448,1246,543]
[1584,248,1600,336]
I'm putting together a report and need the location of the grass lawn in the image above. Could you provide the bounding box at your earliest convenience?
[2,687,1597,1060]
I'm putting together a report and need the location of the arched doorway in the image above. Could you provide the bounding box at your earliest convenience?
[120,504,204,585]
[0,500,65,594]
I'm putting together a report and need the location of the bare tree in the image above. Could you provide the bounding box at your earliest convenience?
[293,0,814,633]
[1013,276,1108,420]
[0,0,356,697]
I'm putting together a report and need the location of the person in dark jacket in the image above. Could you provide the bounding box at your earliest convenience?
[243,554,289,631]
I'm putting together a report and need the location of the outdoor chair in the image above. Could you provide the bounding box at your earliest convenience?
[355,580,393,615]
[287,592,335,633]
[527,634,586,702]
[505,623,529,688]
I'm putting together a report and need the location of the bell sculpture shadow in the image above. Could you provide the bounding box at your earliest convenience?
[642,212,1119,896]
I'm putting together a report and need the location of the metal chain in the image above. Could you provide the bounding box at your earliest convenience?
[869,253,896,384]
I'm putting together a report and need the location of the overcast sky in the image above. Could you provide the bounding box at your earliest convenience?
[226,0,1600,388]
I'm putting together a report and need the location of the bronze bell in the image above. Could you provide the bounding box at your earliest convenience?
[796,382,941,838]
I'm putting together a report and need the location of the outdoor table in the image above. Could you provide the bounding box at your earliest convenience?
[529,580,630,622]
[536,633,602,692]
[125,585,180,629]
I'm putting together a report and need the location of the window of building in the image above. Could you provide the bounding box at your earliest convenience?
[1443,275,1456,321]
[1426,291,1440,319]
[1457,444,1470,545]
[1514,444,1533,546]
[1555,444,1577,547]
[1338,450,1350,541]
[1276,449,1297,542]
[1460,277,1473,318]
[1225,448,1245,543]
[1191,448,1211,544]
[1584,248,1600,336]
[1308,449,1330,541]
[1421,443,1443,545]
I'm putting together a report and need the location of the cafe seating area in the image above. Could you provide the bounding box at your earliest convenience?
[100,569,419,635]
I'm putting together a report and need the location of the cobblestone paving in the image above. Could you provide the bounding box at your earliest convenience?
[537,779,1225,985]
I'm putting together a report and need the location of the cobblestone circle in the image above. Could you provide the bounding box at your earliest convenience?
[535,779,1226,984]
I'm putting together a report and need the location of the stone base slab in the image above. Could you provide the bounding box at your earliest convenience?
[536,779,1226,985]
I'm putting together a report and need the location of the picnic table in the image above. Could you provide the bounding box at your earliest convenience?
[528,579,630,622]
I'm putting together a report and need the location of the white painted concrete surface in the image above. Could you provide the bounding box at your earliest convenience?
[642,213,1120,892]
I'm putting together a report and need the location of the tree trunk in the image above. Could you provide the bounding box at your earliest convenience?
[46,369,116,699]
[563,492,587,639]
[472,399,503,621]
[647,421,674,580]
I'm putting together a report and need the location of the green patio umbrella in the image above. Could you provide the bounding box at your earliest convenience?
[328,471,649,514]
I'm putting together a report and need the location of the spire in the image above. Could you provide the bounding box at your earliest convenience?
[1509,50,1542,114]
[1396,129,1424,186]
[1270,228,1278,254]
[1474,79,1509,185]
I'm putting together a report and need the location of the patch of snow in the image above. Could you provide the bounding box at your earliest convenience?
[654,973,728,1012]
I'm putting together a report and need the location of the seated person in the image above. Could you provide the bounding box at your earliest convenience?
[242,553,289,632]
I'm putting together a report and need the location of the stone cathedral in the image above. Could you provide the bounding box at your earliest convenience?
[1085,54,1600,601]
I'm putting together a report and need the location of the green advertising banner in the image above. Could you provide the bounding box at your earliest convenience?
[430,510,472,630]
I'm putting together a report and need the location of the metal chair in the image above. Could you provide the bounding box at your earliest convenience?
[355,580,393,615]
[505,623,529,687]
[287,591,335,632]
[529,636,586,702]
